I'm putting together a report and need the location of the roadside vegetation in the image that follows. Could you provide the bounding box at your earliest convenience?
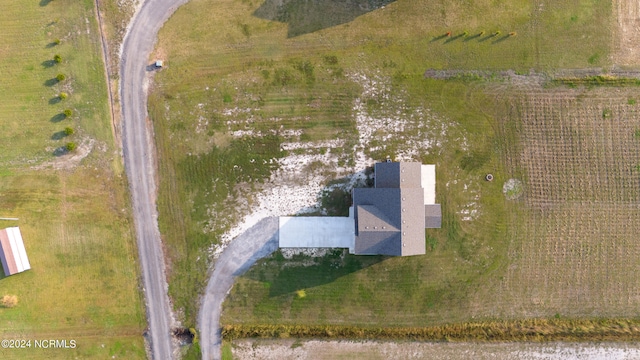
[0,0,144,359]
[148,0,623,357]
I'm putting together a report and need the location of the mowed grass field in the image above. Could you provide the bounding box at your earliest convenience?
[0,1,145,359]
[147,0,626,346]
[473,87,640,319]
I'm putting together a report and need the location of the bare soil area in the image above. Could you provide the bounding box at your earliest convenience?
[614,0,640,66]
[231,339,640,360]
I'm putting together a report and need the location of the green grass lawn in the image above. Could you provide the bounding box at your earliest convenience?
[149,0,616,341]
[0,0,145,358]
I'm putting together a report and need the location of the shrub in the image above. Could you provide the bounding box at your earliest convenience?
[63,109,73,117]
[1,295,18,308]
[493,31,501,36]
[53,54,62,63]
[509,32,517,36]
[65,142,76,151]
[294,60,314,83]
[323,55,338,65]
[59,92,68,100]
[64,127,74,136]
[189,328,198,344]
[56,73,66,82]
[273,68,294,86]
[53,38,61,45]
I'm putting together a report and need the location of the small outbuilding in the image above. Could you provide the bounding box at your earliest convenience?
[0,227,31,276]
[155,60,163,68]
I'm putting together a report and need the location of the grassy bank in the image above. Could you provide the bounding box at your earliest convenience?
[0,0,145,358]
[223,318,640,342]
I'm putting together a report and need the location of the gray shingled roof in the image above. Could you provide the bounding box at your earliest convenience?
[353,161,431,256]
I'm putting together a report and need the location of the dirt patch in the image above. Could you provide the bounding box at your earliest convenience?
[613,0,640,66]
[34,137,96,171]
[231,339,640,360]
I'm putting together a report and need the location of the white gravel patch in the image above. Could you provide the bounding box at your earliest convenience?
[231,340,640,360]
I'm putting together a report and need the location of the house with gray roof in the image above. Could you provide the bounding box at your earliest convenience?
[352,161,441,256]
[279,161,441,256]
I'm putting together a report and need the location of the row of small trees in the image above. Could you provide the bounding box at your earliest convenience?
[442,30,517,38]
[49,48,76,152]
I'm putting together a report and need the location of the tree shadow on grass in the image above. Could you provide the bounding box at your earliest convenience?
[44,78,59,87]
[49,97,61,105]
[52,146,69,157]
[50,113,66,123]
[492,35,511,44]
[51,131,68,140]
[41,60,56,68]
[478,34,497,43]
[254,0,396,38]
[45,42,58,48]
[430,33,450,43]
[39,0,52,6]
[444,33,465,44]
[463,33,482,42]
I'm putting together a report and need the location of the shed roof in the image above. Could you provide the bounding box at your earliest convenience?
[0,227,30,276]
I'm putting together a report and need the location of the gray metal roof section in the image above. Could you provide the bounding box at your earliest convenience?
[353,162,427,256]
[356,205,399,232]
[375,162,422,189]
[425,204,442,229]
[399,188,426,256]
[355,231,401,256]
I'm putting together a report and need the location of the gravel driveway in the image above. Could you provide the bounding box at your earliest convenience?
[120,0,188,358]
[198,217,280,360]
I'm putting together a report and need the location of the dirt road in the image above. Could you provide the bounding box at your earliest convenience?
[198,217,280,360]
[120,0,188,359]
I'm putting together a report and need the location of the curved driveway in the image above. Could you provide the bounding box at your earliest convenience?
[120,1,281,359]
[199,217,280,360]
[120,0,188,359]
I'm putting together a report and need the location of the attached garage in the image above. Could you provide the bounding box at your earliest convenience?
[0,227,31,276]
[279,216,355,252]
